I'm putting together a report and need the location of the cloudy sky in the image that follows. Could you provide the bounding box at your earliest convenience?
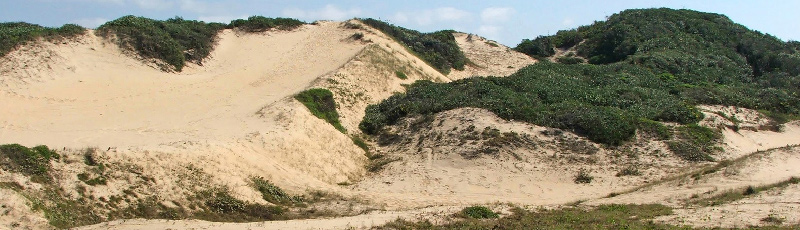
[1,0,798,46]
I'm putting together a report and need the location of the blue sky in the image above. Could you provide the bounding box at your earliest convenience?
[1,0,798,46]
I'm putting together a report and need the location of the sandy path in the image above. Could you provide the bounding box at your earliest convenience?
[0,22,363,149]
[77,206,460,230]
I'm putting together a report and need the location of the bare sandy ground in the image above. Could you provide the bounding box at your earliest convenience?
[447,33,536,80]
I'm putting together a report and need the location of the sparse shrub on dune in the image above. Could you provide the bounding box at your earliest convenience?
[574,169,594,184]
[0,144,60,183]
[0,22,86,57]
[97,16,226,72]
[227,16,305,32]
[97,15,305,72]
[359,18,468,75]
[359,62,700,146]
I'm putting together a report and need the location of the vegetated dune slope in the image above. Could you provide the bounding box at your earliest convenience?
[0,19,538,229]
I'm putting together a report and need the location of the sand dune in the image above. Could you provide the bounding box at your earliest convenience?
[2,18,800,230]
[1,21,364,149]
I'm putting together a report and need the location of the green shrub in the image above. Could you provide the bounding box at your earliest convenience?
[556,56,584,64]
[637,119,672,139]
[0,144,59,182]
[514,36,555,58]
[574,169,594,184]
[227,16,304,32]
[251,177,301,205]
[360,18,468,74]
[295,88,346,133]
[203,190,284,221]
[513,8,800,118]
[97,16,225,72]
[351,136,369,152]
[460,206,499,219]
[0,22,86,57]
[616,165,642,177]
[395,71,408,79]
[667,124,721,161]
[359,62,697,146]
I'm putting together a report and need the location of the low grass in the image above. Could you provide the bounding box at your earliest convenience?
[690,177,800,207]
[197,189,285,222]
[668,124,721,162]
[0,144,60,183]
[367,155,401,172]
[295,88,346,133]
[378,204,681,229]
[251,176,302,205]
[0,22,86,57]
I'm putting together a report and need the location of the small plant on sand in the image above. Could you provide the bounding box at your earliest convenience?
[295,88,346,133]
[460,206,499,219]
[395,71,408,79]
[574,169,594,184]
[252,177,302,205]
[616,165,641,177]
[761,214,785,225]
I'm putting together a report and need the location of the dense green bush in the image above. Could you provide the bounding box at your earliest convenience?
[0,144,59,182]
[514,36,554,59]
[227,16,304,32]
[513,8,800,117]
[97,16,225,71]
[460,206,499,219]
[0,22,86,57]
[295,88,346,133]
[556,56,584,64]
[360,18,468,74]
[360,62,701,146]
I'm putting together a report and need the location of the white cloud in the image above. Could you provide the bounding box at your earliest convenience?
[82,0,124,4]
[392,12,409,24]
[435,7,469,21]
[71,17,108,28]
[131,0,173,10]
[282,4,361,21]
[478,25,502,41]
[179,0,209,13]
[562,18,574,26]
[481,7,515,23]
[394,7,470,26]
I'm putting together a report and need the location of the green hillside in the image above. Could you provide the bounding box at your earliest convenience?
[361,8,800,160]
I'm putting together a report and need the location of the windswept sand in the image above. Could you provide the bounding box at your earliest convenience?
[447,33,537,80]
